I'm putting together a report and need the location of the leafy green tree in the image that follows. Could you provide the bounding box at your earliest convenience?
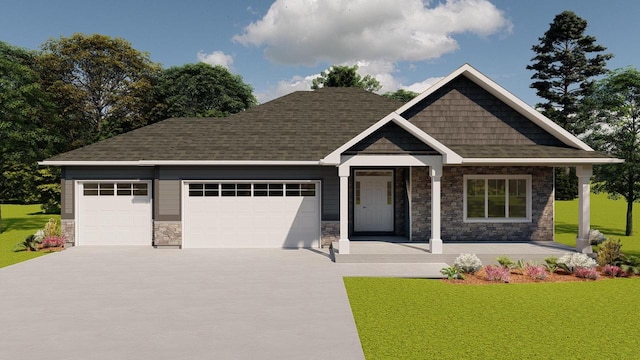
[383,89,418,103]
[156,63,256,118]
[38,33,163,145]
[527,11,612,200]
[0,41,63,221]
[311,65,381,92]
[582,67,640,236]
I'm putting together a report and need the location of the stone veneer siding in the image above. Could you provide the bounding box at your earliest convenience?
[61,219,75,247]
[440,166,554,241]
[153,221,182,247]
[321,221,340,247]
[410,167,431,241]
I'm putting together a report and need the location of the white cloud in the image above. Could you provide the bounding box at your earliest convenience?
[256,74,318,104]
[197,50,234,69]
[233,0,511,65]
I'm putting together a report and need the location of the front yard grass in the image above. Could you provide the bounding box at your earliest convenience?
[0,204,60,268]
[555,193,640,256]
[345,277,640,359]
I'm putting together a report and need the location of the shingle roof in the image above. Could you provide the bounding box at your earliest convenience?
[45,88,402,162]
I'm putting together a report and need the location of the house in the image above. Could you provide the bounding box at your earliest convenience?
[40,64,621,254]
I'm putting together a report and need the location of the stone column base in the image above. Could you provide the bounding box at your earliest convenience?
[154,221,182,248]
[61,219,75,247]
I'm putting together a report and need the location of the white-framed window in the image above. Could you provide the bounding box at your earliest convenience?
[187,182,316,197]
[463,175,531,222]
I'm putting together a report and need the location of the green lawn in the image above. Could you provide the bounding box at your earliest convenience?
[555,193,640,256]
[345,277,640,360]
[0,204,60,268]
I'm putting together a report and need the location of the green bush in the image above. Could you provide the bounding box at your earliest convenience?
[597,238,623,266]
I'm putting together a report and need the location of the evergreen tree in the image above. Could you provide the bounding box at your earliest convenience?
[527,11,612,200]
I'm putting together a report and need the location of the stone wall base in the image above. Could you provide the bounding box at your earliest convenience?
[61,219,75,247]
[154,221,182,247]
[321,221,340,248]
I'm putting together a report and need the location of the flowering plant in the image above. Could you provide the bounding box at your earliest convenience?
[453,253,482,274]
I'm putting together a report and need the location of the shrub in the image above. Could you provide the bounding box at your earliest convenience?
[574,267,599,280]
[617,255,640,276]
[557,253,597,273]
[524,265,548,280]
[514,259,528,271]
[589,229,607,245]
[453,254,482,274]
[496,256,514,268]
[41,236,65,248]
[440,266,464,280]
[484,265,510,282]
[543,257,558,273]
[43,218,61,237]
[602,264,623,277]
[597,238,623,266]
[13,234,41,252]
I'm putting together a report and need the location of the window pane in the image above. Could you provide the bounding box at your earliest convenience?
[117,183,132,196]
[189,184,203,197]
[286,183,300,196]
[100,183,114,196]
[83,183,98,196]
[268,183,283,196]
[487,179,505,218]
[509,179,527,218]
[133,183,148,196]
[466,179,485,218]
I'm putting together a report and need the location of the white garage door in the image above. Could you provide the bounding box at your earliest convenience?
[183,181,320,248]
[77,181,152,246]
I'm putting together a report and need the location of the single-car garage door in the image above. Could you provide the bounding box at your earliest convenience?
[183,181,320,248]
[77,181,152,245]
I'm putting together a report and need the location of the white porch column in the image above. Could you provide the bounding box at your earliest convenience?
[576,165,593,254]
[429,164,443,254]
[338,165,350,254]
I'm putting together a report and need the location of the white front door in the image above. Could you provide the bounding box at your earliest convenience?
[354,170,394,232]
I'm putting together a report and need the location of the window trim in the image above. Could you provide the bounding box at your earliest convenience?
[463,175,532,223]
[185,180,318,198]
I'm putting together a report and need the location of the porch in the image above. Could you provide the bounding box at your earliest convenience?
[330,237,576,264]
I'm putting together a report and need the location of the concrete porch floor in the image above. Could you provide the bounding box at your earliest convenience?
[330,237,578,264]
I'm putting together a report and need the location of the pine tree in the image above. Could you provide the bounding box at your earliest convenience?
[527,11,612,200]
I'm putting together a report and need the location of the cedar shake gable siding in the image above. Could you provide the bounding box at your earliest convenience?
[46,88,401,162]
[401,75,568,148]
[345,121,439,155]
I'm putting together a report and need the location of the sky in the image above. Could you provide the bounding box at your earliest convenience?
[1,0,638,106]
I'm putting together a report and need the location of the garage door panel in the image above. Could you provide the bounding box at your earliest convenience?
[78,181,152,246]
[184,181,320,248]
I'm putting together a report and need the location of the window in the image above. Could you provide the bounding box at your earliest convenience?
[188,182,316,197]
[83,182,147,196]
[464,175,531,222]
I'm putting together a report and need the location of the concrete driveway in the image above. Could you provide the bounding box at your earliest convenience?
[0,247,445,360]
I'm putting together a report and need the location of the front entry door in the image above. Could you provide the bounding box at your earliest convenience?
[354,170,394,232]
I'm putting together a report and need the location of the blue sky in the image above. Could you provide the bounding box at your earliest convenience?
[1,0,638,105]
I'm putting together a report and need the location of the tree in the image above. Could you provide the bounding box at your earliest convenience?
[0,41,63,223]
[311,65,381,92]
[582,67,640,236]
[527,11,613,200]
[383,89,418,103]
[156,63,256,118]
[527,10,613,134]
[38,33,163,146]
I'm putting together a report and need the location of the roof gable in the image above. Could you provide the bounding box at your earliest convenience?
[345,121,439,155]
[401,75,568,147]
[396,64,593,151]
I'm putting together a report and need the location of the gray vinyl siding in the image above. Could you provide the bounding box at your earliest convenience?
[158,166,339,220]
[61,178,74,219]
[156,180,181,221]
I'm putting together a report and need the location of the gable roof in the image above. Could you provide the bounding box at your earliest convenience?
[43,87,401,164]
[396,63,594,151]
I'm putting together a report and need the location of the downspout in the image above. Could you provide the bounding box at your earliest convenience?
[407,167,412,241]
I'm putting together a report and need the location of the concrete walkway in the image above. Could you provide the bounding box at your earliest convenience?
[0,247,445,360]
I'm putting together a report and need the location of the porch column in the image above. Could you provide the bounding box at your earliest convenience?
[576,165,593,254]
[430,164,443,254]
[338,166,350,254]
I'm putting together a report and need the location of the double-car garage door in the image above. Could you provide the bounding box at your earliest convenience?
[76,180,320,248]
[182,181,320,248]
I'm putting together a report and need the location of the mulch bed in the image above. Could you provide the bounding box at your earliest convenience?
[443,267,630,285]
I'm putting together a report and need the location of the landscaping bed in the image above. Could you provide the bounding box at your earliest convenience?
[444,266,633,285]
